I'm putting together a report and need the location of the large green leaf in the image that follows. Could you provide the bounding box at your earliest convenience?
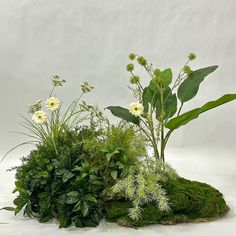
[165,94,236,130]
[106,106,140,125]
[177,66,218,103]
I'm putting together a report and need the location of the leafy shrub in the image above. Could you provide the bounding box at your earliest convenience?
[13,128,104,228]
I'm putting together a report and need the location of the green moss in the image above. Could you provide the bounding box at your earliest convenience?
[105,177,230,227]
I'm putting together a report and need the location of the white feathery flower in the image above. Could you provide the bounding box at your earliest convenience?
[45,97,60,111]
[129,102,144,117]
[32,110,47,124]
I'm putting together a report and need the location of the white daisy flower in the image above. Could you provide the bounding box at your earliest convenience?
[129,102,144,117]
[45,97,60,111]
[32,110,47,124]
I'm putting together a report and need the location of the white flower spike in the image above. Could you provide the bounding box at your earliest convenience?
[46,97,60,111]
[129,102,144,117]
[32,110,47,124]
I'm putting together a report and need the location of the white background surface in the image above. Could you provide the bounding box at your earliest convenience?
[0,0,236,235]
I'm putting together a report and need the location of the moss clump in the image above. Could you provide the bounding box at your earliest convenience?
[105,177,230,227]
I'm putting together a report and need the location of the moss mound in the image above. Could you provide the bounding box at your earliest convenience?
[105,177,230,227]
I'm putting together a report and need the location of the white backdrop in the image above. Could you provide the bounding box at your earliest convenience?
[0,1,236,235]
[0,0,236,152]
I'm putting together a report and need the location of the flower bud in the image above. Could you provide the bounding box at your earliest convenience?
[129,75,140,84]
[126,63,134,72]
[183,65,192,74]
[137,56,147,66]
[129,53,136,60]
[188,53,196,61]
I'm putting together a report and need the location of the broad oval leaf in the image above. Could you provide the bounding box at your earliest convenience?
[161,68,172,86]
[81,201,89,217]
[106,106,140,125]
[165,94,236,130]
[177,65,218,103]
[63,170,74,183]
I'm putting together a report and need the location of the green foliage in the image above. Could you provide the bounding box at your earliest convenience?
[165,94,236,130]
[105,177,229,227]
[12,128,104,228]
[106,106,140,125]
[177,66,218,103]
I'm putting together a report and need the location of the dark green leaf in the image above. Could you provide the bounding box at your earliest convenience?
[111,170,118,180]
[177,65,218,103]
[81,201,89,217]
[72,200,81,212]
[84,194,97,203]
[106,106,140,125]
[63,170,74,183]
[165,94,236,130]
[66,191,79,204]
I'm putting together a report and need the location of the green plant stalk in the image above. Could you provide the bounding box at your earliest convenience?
[160,88,165,162]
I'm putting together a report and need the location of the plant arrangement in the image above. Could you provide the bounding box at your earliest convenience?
[1,53,235,229]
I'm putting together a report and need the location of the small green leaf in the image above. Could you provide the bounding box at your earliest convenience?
[177,65,218,103]
[111,170,118,180]
[72,200,81,212]
[81,172,88,178]
[84,194,97,203]
[106,106,140,125]
[165,94,236,130]
[81,201,89,217]
[106,149,120,161]
[63,170,74,183]
[0,207,15,211]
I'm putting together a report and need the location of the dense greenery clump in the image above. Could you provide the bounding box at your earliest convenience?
[13,128,104,228]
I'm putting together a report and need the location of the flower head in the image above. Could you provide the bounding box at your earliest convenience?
[129,102,144,117]
[81,81,94,93]
[32,110,47,124]
[183,65,192,74]
[129,53,136,61]
[188,53,196,61]
[126,63,134,72]
[28,100,42,114]
[46,97,60,111]
[137,56,147,66]
[129,75,140,84]
[52,75,66,87]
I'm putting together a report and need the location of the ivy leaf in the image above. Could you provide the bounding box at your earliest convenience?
[165,94,236,130]
[63,170,74,183]
[106,106,140,125]
[177,66,218,103]
[81,201,89,217]
[111,170,118,180]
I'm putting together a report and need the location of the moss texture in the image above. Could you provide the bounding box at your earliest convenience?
[105,177,230,227]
